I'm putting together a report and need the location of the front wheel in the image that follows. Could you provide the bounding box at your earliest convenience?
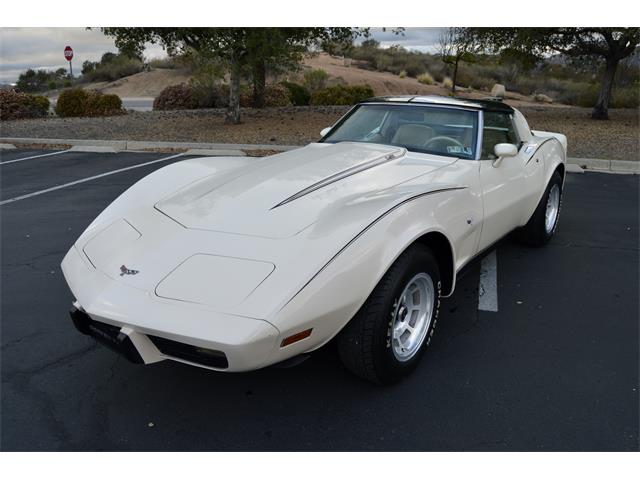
[519,171,563,246]
[337,244,441,384]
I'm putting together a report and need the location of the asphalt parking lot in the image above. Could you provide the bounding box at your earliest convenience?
[1,148,638,451]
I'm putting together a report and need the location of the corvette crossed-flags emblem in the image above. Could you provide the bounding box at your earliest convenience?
[119,265,139,276]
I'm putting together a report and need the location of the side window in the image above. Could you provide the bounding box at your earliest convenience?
[481,112,520,159]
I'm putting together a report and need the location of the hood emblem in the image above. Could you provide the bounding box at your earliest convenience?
[120,265,139,276]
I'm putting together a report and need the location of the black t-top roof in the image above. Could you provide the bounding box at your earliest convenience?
[360,95,514,113]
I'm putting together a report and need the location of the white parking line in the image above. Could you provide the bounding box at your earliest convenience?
[0,149,71,165]
[478,249,498,312]
[0,153,184,206]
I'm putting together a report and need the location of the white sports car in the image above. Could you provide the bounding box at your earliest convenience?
[62,95,566,384]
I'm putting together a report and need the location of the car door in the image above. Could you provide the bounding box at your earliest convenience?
[477,111,528,251]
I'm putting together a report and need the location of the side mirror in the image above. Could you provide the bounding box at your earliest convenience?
[320,127,332,137]
[492,143,518,167]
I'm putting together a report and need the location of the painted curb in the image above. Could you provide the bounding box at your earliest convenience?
[0,143,17,150]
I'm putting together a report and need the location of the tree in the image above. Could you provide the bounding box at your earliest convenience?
[437,27,479,94]
[462,28,640,120]
[101,28,360,123]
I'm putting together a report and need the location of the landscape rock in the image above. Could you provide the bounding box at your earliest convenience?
[533,93,554,104]
[491,83,506,99]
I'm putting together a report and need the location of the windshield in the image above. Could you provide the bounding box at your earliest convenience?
[321,104,479,159]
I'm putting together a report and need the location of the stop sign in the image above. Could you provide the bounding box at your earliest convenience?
[64,46,73,61]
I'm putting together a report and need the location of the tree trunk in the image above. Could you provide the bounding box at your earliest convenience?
[452,59,459,94]
[226,59,241,124]
[592,57,618,120]
[252,59,266,108]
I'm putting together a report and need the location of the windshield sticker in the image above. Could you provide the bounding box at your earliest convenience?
[447,146,473,155]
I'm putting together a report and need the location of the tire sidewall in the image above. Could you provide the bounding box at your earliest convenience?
[541,172,563,241]
[373,248,441,382]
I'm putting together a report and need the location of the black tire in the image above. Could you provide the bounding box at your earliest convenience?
[337,244,441,385]
[518,171,563,246]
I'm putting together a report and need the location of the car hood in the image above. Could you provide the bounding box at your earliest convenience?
[155,142,452,238]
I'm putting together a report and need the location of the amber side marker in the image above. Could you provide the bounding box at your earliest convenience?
[280,328,313,347]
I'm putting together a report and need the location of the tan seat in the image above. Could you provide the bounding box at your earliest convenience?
[391,124,434,149]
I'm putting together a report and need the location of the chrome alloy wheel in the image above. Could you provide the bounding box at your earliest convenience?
[391,273,435,362]
[545,184,561,234]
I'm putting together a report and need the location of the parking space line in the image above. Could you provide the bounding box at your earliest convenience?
[0,149,71,165]
[0,153,184,206]
[478,249,498,312]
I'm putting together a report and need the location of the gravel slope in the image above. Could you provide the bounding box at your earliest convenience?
[1,106,638,160]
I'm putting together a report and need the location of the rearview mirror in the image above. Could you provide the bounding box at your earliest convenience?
[320,127,332,137]
[492,143,518,167]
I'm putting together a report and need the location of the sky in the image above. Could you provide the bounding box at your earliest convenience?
[0,27,443,84]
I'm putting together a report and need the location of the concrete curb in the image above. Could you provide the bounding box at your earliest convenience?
[184,148,246,157]
[0,143,17,150]
[569,157,640,174]
[69,145,120,153]
[0,137,298,153]
[1,137,637,173]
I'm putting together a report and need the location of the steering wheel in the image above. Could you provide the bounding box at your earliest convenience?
[423,136,463,150]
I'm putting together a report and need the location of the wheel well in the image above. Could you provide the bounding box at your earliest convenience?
[413,231,454,295]
[555,163,565,182]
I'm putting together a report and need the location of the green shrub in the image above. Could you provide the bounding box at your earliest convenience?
[398,70,407,79]
[55,88,88,117]
[0,90,50,120]
[417,72,435,85]
[280,81,311,106]
[55,88,124,117]
[192,83,229,108]
[153,84,198,110]
[239,84,292,108]
[310,84,374,106]
[303,69,329,93]
[85,91,123,116]
[611,85,640,108]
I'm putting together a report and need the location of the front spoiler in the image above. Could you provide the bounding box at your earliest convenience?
[70,307,144,364]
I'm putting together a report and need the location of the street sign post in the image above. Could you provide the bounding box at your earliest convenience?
[64,46,74,77]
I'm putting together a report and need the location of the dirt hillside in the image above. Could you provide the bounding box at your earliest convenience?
[82,68,192,97]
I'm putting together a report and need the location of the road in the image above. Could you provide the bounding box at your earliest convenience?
[1,148,638,451]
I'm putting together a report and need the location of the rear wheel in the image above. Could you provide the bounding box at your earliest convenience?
[519,171,563,246]
[337,244,441,384]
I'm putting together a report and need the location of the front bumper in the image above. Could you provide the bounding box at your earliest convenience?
[61,246,280,372]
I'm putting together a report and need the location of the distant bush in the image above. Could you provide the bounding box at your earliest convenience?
[442,77,453,89]
[153,84,198,110]
[0,90,50,120]
[55,88,124,117]
[303,69,329,93]
[147,56,183,69]
[55,88,88,117]
[417,72,435,85]
[310,84,374,106]
[398,70,407,79]
[240,84,292,108]
[16,68,69,93]
[81,53,143,83]
[280,81,311,106]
